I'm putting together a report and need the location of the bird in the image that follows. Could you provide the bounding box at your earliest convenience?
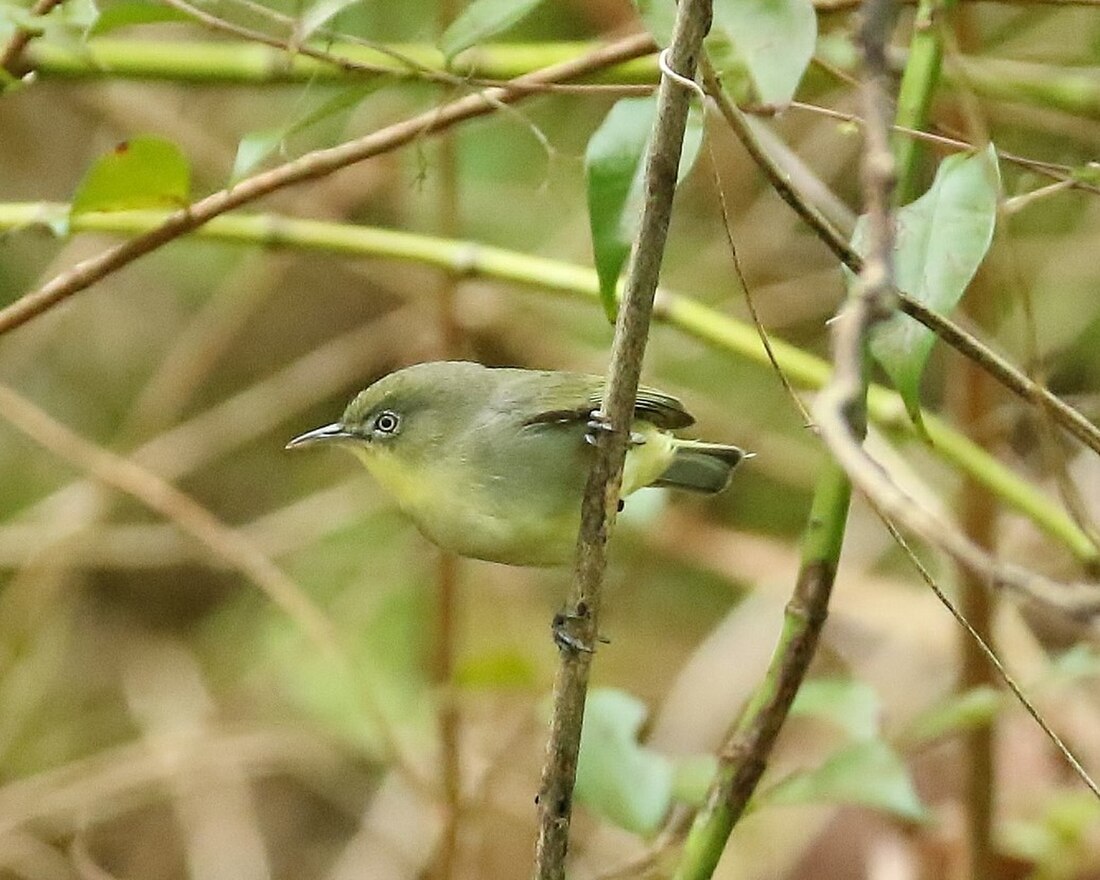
[287,361,746,566]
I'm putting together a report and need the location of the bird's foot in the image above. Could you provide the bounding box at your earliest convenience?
[584,410,646,447]
[552,604,610,654]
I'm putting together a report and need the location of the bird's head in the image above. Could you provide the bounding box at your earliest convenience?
[285,361,485,465]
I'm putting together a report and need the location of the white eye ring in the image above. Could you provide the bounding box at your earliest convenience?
[373,411,400,435]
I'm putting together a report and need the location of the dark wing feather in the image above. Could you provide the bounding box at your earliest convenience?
[521,373,694,430]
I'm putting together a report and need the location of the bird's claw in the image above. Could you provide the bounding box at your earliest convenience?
[584,410,646,447]
[552,608,610,654]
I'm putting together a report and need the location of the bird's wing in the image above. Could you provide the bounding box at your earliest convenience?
[521,373,694,430]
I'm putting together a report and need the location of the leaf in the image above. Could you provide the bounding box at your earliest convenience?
[88,0,191,36]
[230,84,376,182]
[759,740,928,822]
[297,0,359,42]
[861,144,1001,425]
[231,130,286,184]
[1001,792,1100,867]
[574,688,675,836]
[439,0,547,61]
[709,0,817,106]
[60,0,98,30]
[585,97,704,322]
[901,686,1002,747]
[70,136,190,216]
[790,678,881,742]
[631,0,675,47]
[1047,644,1100,684]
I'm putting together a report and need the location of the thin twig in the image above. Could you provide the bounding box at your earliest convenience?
[876,511,1100,799]
[0,383,336,653]
[0,32,656,336]
[432,0,464,870]
[786,100,1100,197]
[531,2,712,877]
[814,0,1100,8]
[812,0,1100,668]
[703,135,814,428]
[181,0,655,95]
[0,0,62,74]
[703,76,1100,460]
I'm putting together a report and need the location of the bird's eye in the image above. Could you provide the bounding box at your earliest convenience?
[372,411,400,435]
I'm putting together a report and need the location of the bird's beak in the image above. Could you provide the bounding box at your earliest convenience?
[285,422,356,450]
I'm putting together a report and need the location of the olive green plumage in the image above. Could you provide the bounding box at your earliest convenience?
[287,361,745,566]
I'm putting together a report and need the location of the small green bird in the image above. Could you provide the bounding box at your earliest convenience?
[287,361,746,566]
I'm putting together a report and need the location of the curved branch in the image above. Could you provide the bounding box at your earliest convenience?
[0,33,655,337]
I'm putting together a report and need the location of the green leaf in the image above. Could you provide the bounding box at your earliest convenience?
[709,0,817,106]
[760,740,928,821]
[231,84,376,182]
[1047,644,1100,684]
[1001,792,1100,872]
[901,686,1002,747]
[574,688,675,836]
[631,0,675,46]
[297,0,359,42]
[88,0,191,36]
[60,0,98,30]
[790,678,881,742]
[70,136,190,216]
[439,0,547,61]
[231,130,286,184]
[585,98,704,322]
[862,144,1001,425]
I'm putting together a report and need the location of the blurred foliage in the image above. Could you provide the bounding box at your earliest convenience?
[1,0,1100,877]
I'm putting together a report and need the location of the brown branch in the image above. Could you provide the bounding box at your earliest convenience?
[811,0,1100,658]
[814,0,1100,9]
[704,75,1100,459]
[786,101,1100,197]
[0,382,336,653]
[531,3,712,878]
[0,0,62,75]
[0,32,655,337]
[164,0,654,95]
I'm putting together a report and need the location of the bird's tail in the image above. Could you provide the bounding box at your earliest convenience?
[654,440,747,494]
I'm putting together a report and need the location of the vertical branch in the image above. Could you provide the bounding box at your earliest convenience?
[892,0,955,203]
[432,1,465,874]
[814,0,901,460]
[673,462,852,880]
[954,362,996,880]
[531,2,713,878]
[895,0,992,866]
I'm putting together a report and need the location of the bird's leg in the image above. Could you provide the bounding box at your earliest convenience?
[584,409,647,447]
[552,603,611,654]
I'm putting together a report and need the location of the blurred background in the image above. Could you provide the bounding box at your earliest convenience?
[1,0,1100,877]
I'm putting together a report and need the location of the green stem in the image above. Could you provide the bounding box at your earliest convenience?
[21,39,1100,121]
[673,461,852,880]
[1,202,1094,564]
[24,39,657,85]
[892,0,955,202]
